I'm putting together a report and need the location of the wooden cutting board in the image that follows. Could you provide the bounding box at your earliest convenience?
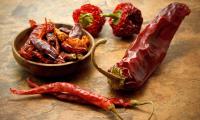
[0,0,199,120]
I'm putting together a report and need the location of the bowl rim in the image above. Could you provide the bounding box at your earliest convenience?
[12,23,95,67]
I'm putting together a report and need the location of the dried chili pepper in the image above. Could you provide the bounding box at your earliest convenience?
[23,79,154,119]
[32,51,53,64]
[26,79,90,104]
[19,19,57,60]
[92,3,190,90]
[69,23,83,39]
[73,4,106,37]
[61,42,87,54]
[54,28,68,42]
[29,20,59,60]
[19,44,35,60]
[46,33,60,53]
[103,3,143,37]
[26,79,154,109]
[31,38,59,60]
[61,35,90,54]
[59,27,71,34]
[56,52,77,63]
[10,82,123,120]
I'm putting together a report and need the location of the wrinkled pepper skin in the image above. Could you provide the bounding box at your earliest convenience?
[108,3,191,90]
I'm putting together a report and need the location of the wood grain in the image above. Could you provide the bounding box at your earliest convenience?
[0,0,200,120]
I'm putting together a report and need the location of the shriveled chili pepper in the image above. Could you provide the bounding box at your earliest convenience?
[46,33,60,53]
[103,3,143,37]
[56,52,77,63]
[32,51,53,63]
[59,27,71,34]
[19,44,35,60]
[58,24,89,54]
[10,82,123,120]
[61,42,87,54]
[92,3,190,90]
[54,28,69,42]
[19,19,57,60]
[69,23,83,39]
[31,38,59,60]
[61,35,90,54]
[30,20,59,60]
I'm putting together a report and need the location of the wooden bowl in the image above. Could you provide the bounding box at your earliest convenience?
[12,24,94,78]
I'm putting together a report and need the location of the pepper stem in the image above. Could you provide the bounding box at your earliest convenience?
[103,10,122,25]
[91,39,125,82]
[130,100,154,120]
[103,14,119,20]
[110,108,124,120]
[79,13,93,27]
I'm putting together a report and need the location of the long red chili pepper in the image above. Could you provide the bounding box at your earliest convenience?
[27,79,153,106]
[91,2,191,90]
[10,82,123,120]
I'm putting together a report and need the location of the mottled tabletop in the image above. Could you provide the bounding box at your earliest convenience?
[0,0,200,120]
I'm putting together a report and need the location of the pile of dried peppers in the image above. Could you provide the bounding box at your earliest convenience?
[19,19,90,64]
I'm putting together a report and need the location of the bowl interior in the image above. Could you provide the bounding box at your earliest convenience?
[13,23,94,67]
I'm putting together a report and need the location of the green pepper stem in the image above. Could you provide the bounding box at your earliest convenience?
[79,13,93,27]
[130,100,154,120]
[91,39,125,82]
[102,10,122,25]
[103,14,119,20]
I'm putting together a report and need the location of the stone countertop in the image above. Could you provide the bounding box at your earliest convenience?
[0,0,200,120]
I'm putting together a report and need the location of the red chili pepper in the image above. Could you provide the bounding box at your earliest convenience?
[19,19,58,60]
[31,38,59,60]
[46,33,60,53]
[18,44,35,60]
[103,3,143,37]
[25,79,154,119]
[73,4,106,37]
[29,19,37,29]
[26,79,89,104]
[26,79,153,107]
[32,51,53,64]
[61,41,88,54]
[92,3,190,90]
[10,82,123,120]
[55,52,77,63]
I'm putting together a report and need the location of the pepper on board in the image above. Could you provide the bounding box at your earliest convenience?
[92,2,191,90]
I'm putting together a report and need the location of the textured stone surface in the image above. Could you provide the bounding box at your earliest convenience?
[0,0,200,120]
